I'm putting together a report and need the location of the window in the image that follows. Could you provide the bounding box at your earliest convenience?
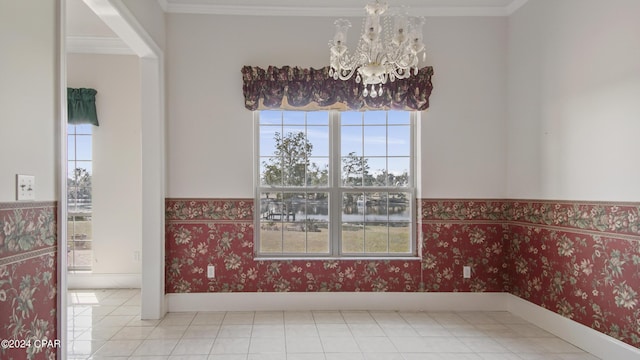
[67,124,93,271]
[256,110,415,257]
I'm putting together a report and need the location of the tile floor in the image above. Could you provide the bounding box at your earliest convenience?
[67,289,601,360]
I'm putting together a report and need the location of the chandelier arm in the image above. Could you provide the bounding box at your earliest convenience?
[337,54,358,72]
[331,46,368,72]
[386,65,411,80]
[384,42,419,66]
[336,66,358,81]
[394,52,419,69]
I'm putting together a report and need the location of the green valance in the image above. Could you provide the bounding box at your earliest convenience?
[67,88,99,126]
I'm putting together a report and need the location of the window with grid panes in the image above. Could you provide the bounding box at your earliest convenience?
[256,110,415,257]
[67,124,93,270]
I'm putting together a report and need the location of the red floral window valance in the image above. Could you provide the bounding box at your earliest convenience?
[241,66,433,111]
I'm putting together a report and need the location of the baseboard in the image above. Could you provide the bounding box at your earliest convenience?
[68,273,141,289]
[507,294,640,360]
[166,292,508,312]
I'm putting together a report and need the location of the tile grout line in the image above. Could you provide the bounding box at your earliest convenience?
[65,289,602,359]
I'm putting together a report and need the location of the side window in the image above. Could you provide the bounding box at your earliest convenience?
[67,124,93,271]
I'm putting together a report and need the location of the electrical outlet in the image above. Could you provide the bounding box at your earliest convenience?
[207,265,215,278]
[134,251,141,261]
[16,175,35,201]
[463,266,471,279]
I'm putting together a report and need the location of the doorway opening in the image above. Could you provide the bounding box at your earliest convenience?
[60,6,166,358]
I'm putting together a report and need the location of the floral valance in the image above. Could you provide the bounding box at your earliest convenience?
[241,66,433,111]
[67,88,99,126]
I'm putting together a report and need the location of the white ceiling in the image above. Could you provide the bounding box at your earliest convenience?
[66,0,528,54]
[67,0,116,37]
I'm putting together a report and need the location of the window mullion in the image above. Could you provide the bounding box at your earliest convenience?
[253,112,261,256]
[330,111,342,257]
[410,112,417,256]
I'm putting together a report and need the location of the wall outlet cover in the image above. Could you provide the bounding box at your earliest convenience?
[16,174,35,201]
[463,266,471,279]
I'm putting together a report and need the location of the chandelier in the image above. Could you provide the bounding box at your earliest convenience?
[329,0,426,98]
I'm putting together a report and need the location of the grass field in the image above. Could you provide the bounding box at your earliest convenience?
[66,219,411,267]
[68,220,92,269]
[260,223,410,254]
[68,220,92,241]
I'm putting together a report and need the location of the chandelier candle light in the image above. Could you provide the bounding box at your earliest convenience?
[329,0,426,98]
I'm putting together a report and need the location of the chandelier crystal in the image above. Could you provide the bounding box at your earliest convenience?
[329,0,426,98]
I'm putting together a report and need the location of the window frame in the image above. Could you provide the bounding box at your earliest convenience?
[67,124,94,271]
[254,110,417,259]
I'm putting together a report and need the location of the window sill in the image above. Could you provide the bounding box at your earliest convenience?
[254,256,421,261]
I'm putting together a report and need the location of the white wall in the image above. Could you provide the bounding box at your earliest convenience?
[420,17,507,198]
[166,14,508,199]
[507,0,640,201]
[0,0,57,202]
[122,0,166,51]
[67,54,142,276]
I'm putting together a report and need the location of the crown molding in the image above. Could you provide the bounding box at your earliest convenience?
[505,0,529,15]
[164,4,362,17]
[157,0,169,12]
[66,36,135,55]
[163,2,528,17]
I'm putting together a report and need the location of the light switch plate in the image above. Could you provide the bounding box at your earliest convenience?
[16,175,35,201]
[207,265,215,278]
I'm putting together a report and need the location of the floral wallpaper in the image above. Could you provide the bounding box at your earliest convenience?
[167,198,640,349]
[165,199,254,222]
[421,222,508,292]
[165,199,423,292]
[507,201,640,236]
[0,203,57,258]
[504,201,640,348]
[165,199,508,293]
[0,202,58,360]
[420,200,509,292]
